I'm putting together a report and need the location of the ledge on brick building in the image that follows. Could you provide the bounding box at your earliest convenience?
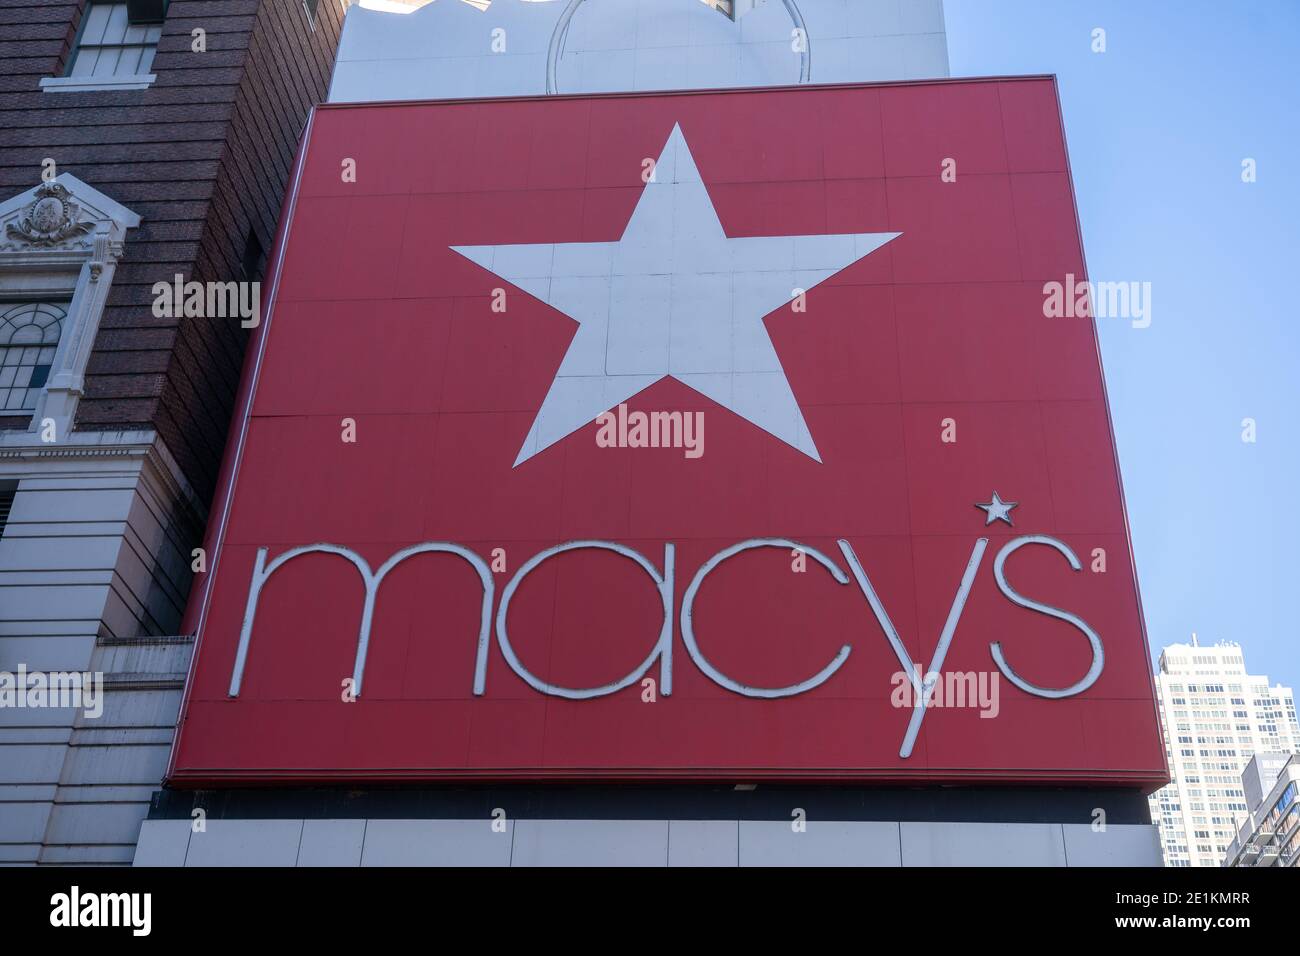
[40,75,156,93]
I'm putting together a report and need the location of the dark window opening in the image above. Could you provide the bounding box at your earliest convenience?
[125,0,169,24]
[241,228,266,283]
[0,481,16,540]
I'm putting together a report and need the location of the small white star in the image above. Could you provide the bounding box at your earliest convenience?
[976,491,1018,526]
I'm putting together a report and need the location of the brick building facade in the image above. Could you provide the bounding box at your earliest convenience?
[0,0,343,865]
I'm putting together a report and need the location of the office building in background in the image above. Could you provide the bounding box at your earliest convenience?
[1221,753,1299,867]
[1148,637,1300,866]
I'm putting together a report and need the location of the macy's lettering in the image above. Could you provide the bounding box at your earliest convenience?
[227,535,1104,758]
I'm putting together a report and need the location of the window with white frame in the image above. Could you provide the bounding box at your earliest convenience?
[0,176,139,434]
[67,3,163,80]
[0,303,67,413]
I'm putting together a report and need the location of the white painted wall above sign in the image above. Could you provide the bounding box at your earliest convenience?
[330,0,949,102]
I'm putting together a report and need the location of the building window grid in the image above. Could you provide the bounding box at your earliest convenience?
[0,302,66,412]
[1155,649,1300,866]
[68,3,163,79]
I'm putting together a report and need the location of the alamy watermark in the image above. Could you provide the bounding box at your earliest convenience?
[152,274,260,328]
[50,886,150,936]
[0,665,103,718]
[890,668,1000,719]
[1043,273,1151,329]
[595,403,704,458]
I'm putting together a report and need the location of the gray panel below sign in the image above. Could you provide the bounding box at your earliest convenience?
[739,820,902,866]
[511,819,670,867]
[133,820,192,867]
[900,822,1067,867]
[360,819,513,867]
[184,820,304,867]
[1062,823,1163,867]
[668,819,739,867]
[132,818,1164,867]
[297,819,366,867]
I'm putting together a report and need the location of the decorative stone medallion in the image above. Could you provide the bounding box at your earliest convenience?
[4,182,96,247]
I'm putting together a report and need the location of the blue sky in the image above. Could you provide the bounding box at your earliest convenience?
[945,0,1299,684]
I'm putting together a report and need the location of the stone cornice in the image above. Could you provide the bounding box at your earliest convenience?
[0,429,208,523]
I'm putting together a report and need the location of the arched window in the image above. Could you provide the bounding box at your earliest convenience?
[0,302,66,413]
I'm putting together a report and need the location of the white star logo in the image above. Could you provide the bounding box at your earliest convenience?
[451,123,900,467]
[976,491,1019,526]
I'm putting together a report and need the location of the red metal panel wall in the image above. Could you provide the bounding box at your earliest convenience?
[169,78,1167,786]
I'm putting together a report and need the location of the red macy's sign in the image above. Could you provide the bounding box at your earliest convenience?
[169,78,1166,785]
